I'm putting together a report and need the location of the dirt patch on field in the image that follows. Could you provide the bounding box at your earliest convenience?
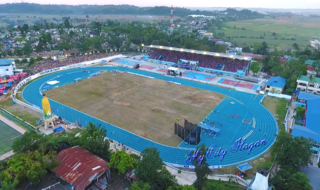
[46,72,225,146]
[186,96,221,104]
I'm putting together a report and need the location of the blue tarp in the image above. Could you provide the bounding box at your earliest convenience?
[198,123,220,133]
[237,162,253,172]
[53,126,65,133]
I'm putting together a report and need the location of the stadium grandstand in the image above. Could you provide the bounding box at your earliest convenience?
[145,45,252,77]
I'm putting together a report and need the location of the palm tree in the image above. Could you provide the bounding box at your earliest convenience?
[307,74,316,92]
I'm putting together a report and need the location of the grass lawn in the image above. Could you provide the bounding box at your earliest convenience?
[213,16,320,49]
[46,72,225,147]
[0,120,22,155]
[0,99,41,127]
[262,96,288,133]
[205,179,244,190]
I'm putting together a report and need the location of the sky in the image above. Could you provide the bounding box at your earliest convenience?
[1,0,320,9]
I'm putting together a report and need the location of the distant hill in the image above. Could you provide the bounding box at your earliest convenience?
[0,3,264,18]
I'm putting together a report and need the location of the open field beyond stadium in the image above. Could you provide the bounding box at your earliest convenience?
[46,72,224,146]
[215,17,320,48]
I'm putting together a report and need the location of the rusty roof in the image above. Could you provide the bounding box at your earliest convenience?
[55,146,109,190]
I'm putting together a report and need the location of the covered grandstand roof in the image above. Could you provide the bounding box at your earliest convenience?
[266,76,286,88]
[292,92,320,144]
[146,45,250,61]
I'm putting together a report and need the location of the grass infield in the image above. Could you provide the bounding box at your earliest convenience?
[46,72,225,146]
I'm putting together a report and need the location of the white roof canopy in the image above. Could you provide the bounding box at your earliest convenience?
[146,45,250,61]
[168,67,179,71]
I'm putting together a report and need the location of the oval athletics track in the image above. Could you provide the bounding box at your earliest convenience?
[22,66,278,168]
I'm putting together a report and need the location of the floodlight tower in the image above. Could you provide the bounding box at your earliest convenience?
[170,5,173,34]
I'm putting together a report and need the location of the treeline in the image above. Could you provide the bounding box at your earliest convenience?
[0,3,263,18]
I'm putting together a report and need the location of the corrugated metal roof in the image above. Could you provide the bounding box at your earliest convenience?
[55,146,109,190]
[266,76,287,88]
[0,59,14,66]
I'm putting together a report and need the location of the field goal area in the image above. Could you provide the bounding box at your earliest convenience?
[46,71,225,146]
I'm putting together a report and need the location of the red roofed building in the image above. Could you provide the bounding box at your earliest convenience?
[307,65,314,71]
[213,39,222,42]
[279,57,287,63]
[55,146,111,190]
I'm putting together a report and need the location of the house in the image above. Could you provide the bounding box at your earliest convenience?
[310,38,320,50]
[279,57,287,63]
[296,75,320,94]
[297,75,320,94]
[54,146,111,190]
[265,76,287,93]
[0,59,21,76]
[235,47,242,52]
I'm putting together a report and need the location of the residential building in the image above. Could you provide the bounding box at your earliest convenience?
[310,38,320,50]
[265,76,287,93]
[54,146,111,190]
[0,59,22,76]
[296,75,320,94]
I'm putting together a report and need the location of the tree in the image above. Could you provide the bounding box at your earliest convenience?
[293,43,300,50]
[109,150,135,174]
[253,41,269,55]
[250,62,260,75]
[135,147,177,189]
[22,43,33,56]
[167,185,196,190]
[192,144,212,190]
[295,107,305,120]
[270,169,312,190]
[33,25,40,31]
[0,150,58,188]
[275,133,314,172]
[36,56,43,61]
[28,57,35,66]
[212,44,226,53]
[12,130,45,153]
[77,122,110,158]
[242,46,251,53]
[129,181,150,190]
[306,74,317,91]
[312,60,320,77]
[93,22,102,36]
[64,19,71,28]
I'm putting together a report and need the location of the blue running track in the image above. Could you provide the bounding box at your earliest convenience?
[22,66,278,167]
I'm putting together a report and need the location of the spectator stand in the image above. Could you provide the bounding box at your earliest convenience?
[199,67,246,77]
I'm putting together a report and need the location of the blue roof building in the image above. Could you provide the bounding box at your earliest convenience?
[265,76,287,93]
[0,59,16,76]
[0,59,14,66]
[292,91,320,155]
